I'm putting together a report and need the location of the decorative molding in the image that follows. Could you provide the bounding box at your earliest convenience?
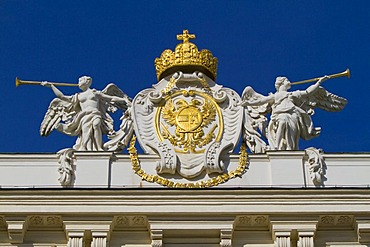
[91,236,107,247]
[6,217,27,244]
[271,220,317,247]
[129,136,248,188]
[151,239,162,247]
[304,147,326,187]
[319,215,354,229]
[274,233,291,247]
[28,215,63,228]
[220,239,232,247]
[114,216,148,229]
[151,229,163,247]
[298,233,314,247]
[337,216,353,225]
[237,216,251,225]
[132,216,146,226]
[235,215,269,229]
[205,142,221,172]
[28,216,43,226]
[255,216,268,226]
[326,243,367,247]
[320,215,335,225]
[57,148,75,187]
[220,229,233,247]
[356,220,370,244]
[116,216,129,226]
[67,236,83,247]
[155,142,177,174]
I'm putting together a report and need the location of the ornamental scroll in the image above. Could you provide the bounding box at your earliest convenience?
[131,71,244,180]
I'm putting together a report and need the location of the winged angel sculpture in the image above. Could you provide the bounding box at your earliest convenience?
[240,75,347,152]
[40,76,133,152]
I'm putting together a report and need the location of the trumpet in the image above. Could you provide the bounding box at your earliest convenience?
[291,68,350,85]
[15,77,79,87]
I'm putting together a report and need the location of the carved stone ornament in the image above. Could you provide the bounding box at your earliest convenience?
[304,147,326,187]
[131,30,244,183]
[25,29,348,188]
[240,72,348,152]
[235,215,269,230]
[114,215,148,229]
[27,215,63,228]
[57,148,75,187]
[39,76,133,152]
[318,215,354,230]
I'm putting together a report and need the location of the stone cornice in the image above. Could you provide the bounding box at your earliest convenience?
[0,189,369,215]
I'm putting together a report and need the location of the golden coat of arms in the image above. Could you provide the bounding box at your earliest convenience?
[159,92,221,154]
[19,30,347,188]
[18,29,348,188]
[131,30,243,179]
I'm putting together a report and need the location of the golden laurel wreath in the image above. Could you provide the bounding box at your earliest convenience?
[128,135,248,188]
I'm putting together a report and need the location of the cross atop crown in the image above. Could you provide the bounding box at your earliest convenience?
[177,30,196,43]
[155,29,218,81]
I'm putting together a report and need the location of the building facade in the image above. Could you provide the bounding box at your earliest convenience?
[2,30,368,247]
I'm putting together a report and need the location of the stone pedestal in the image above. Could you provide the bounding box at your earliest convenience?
[267,151,305,186]
[74,152,113,187]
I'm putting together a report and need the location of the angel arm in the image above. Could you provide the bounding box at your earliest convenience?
[99,92,131,105]
[300,76,329,96]
[100,83,132,110]
[42,82,73,102]
[240,94,274,107]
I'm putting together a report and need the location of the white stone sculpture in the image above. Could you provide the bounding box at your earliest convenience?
[40,76,133,152]
[305,147,326,187]
[240,76,347,152]
[129,30,245,182]
[103,103,134,152]
[57,148,75,186]
[131,71,243,179]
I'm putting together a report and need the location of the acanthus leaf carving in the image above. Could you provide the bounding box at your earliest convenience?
[57,148,75,187]
[305,147,326,187]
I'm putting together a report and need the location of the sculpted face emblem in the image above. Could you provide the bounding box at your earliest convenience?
[176,106,202,132]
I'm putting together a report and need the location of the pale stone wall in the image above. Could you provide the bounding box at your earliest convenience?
[0,152,369,188]
[0,153,369,246]
[0,190,369,246]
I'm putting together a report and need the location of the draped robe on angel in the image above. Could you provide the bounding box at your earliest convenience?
[40,83,132,152]
[57,91,114,151]
[241,77,347,152]
[268,91,320,150]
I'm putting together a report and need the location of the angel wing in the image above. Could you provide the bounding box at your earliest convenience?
[296,86,347,115]
[40,98,77,137]
[102,83,132,111]
[241,86,271,153]
[161,99,176,126]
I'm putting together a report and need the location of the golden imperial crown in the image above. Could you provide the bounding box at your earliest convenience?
[155,30,218,81]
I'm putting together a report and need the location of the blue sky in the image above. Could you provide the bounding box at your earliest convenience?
[0,0,369,153]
